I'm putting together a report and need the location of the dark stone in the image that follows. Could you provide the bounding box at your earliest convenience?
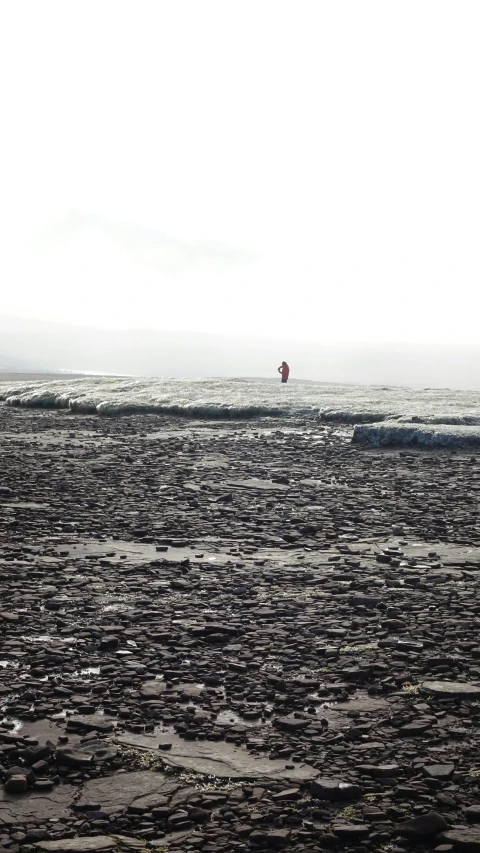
[66,715,114,734]
[332,823,370,840]
[274,717,311,732]
[56,748,94,768]
[266,829,291,847]
[466,807,480,824]
[5,774,28,793]
[423,764,455,780]
[397,811,449,838]
[357,764,400,778]
[310,778,362,802]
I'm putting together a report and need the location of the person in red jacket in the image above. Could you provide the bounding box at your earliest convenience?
[278,361,290,383]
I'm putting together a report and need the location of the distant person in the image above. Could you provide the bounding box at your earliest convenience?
[278,361,290,383]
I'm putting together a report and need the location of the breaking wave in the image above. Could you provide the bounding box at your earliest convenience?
[353,421,480,449]
[0,377,480,434]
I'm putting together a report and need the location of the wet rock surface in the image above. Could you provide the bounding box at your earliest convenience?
[0,406,480,851]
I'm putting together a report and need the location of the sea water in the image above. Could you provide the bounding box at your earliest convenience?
[1,376,480,447]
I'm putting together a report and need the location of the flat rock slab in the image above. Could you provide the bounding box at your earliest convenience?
[333,697,389,713]
[32,838,117,853]
[442,827,480,850]
[421,681,480,698]
[423,763,455,779]
[116,733,318,781]
[139,680,167,699]
[0,785,75,825]
[225,478,289,491]
[149,829,198,848]
[75,770,179,814]
[66,714,116,733]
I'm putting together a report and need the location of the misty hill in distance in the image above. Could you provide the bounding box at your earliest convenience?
[1,315,480,390]
[0,353,43,374]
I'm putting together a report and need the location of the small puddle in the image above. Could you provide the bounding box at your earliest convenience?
[58,539,235,566]
[301,692,390,730]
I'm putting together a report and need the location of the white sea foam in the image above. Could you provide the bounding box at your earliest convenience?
[0,376,480,437]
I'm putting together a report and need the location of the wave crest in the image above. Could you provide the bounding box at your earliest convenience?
[353,421,480,449]
[1,376,480,427]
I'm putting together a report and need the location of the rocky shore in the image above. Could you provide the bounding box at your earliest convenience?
[1,405,480,853]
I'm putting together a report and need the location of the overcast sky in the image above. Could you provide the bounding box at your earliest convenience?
[1,0,479,345]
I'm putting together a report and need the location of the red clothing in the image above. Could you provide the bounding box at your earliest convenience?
[280,363,290,381]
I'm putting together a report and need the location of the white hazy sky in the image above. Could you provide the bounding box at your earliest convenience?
[1,0,479,345]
